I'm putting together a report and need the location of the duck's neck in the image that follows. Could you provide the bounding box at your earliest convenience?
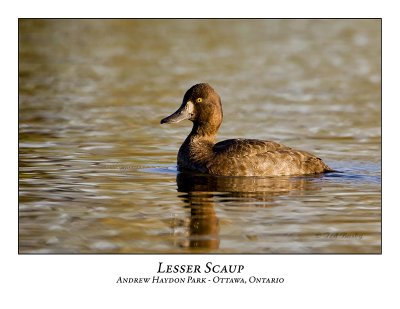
[189,122,219,142]
[178,123,218,171]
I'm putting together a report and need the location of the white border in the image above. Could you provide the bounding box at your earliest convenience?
[3,1,398,307]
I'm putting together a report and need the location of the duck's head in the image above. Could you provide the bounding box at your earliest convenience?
[161,83,223,134]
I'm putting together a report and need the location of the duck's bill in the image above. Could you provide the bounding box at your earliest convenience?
[160,103,193,124]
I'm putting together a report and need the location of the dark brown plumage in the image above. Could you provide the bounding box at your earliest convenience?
[161,83,332,176]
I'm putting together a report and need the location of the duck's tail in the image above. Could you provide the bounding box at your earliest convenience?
[324,167,342,174]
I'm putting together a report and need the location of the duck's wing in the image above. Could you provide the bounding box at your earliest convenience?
[212,138,291,157]
[211,139,331,176]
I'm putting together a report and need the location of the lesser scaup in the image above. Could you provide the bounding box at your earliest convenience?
[161,83,332,176]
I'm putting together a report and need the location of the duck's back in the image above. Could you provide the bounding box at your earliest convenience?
[206,139,331,176]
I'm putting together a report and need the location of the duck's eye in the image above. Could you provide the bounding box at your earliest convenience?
[196,98,203,103]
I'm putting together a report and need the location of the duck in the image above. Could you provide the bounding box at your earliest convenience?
[160,83,332,176]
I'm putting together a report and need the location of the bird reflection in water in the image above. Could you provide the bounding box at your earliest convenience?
[173,171,324,251]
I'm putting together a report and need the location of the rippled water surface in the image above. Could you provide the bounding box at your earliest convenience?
[19,19,381,253]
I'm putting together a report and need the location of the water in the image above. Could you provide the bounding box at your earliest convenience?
[19,19,381,253]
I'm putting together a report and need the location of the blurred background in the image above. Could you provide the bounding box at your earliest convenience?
[19,19,381,253]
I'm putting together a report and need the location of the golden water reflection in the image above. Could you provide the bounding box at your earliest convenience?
[174,172,326,251]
